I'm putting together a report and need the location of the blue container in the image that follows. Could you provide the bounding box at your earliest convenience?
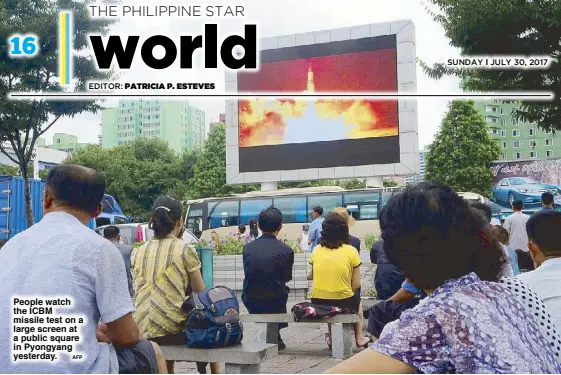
[195,246,214,288]
[0,175,95,240]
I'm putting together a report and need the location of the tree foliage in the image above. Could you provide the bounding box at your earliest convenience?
[0,0,115,226]
[0,163,48,180]
[341,179,366,190]
[66,139,193,221]
[420,0,561,131]
[425,100,501,197]
[187,123,258,199]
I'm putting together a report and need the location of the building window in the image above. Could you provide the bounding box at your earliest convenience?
[501,119,506,126]
[486,116,499,123]
[546,129,553,135]
[546,139,553,146]
[512,118,519,125]
[501,130,506,137]
[529,140,537,148]
[529,128,535,136]
[502,141,507,148]
[547,150,554,157]
[500,108,504,114]
[485,105,498,112]
[512,129,520,137]
[530,151,537,159]
[502,152,508,160]
[489,128,499,135]
[513,141,520,148]
[514,152,521,159]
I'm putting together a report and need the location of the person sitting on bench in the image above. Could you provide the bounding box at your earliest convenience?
[242,207,294,351]
[132,196,220,374]
[308,213,372,349]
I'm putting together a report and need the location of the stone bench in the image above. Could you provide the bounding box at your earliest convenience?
[159,342,278,374]
[240,313,362,359]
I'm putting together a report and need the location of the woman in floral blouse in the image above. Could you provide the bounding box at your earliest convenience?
[328,182,561,374]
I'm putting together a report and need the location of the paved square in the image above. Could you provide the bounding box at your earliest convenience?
[174,301,371,374]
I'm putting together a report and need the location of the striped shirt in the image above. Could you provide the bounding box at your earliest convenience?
[131,235,201,338]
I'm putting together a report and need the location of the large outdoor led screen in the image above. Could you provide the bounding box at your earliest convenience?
[236,35,399,172]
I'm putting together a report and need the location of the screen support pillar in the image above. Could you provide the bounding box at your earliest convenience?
[366,177,383,188]
[261,182,278,191]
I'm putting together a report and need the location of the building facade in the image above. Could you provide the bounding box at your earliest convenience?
[47,133,90,153]
[405,148,429,184]
[473,101,560,161]
[101,100,206,153]
[0,143,68,177]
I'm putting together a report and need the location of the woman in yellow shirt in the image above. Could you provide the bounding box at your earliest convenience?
[308,212,372,349]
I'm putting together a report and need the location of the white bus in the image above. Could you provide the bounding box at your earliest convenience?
[184,186,404,245]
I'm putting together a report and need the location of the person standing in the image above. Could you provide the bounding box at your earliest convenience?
[0,165,165,374]
[248,218,260,241]
[104,226,135,299]
[333,207,360,252]
[503,200,530,252]
[235,224,247,241]
[308,206,324,252]
[492,226,520,276]
[297,224,310,253]
[517,210,561,330]
[539,192,555,212]
[242,207,294,351]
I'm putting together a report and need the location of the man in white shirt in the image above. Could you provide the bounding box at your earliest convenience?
[503,200,530,252]
[0,165,165,373]
[517,210,561,330]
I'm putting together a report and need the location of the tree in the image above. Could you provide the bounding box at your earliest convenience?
[66,139,194,221]
[383,180,399,188]
[420,0,561,131]
[0,0,114,227]
[341,179,366,190]
[425,100,501,197]
[188,123,258,199]
[0,163,48,180]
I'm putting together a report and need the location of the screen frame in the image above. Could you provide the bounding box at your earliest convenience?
[225,20,419,184]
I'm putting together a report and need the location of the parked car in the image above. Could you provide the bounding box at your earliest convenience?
[95,223,199,245]
[492,177,561,207]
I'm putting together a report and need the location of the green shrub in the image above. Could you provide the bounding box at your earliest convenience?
[364,234,377,250]
[213,237,245,255]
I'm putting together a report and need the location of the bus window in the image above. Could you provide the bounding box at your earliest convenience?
[186,204,204,237]
[240,199,272,224]
[273,196,307,223]
[344,192,380,220]
[308,194,342,221]
[208,200,239,229]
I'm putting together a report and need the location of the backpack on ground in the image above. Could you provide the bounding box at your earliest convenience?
[181,286,243,348]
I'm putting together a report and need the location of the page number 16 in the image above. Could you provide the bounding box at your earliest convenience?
[8,34,39,58]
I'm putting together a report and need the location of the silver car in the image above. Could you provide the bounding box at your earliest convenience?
[96,223,199,245]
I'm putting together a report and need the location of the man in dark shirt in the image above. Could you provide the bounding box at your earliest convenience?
[370,240,405,300]
[539,192,555,213]
[104,226,135,299]
[242,207,294,350]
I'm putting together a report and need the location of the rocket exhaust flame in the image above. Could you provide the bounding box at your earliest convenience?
[239,64,398,147]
